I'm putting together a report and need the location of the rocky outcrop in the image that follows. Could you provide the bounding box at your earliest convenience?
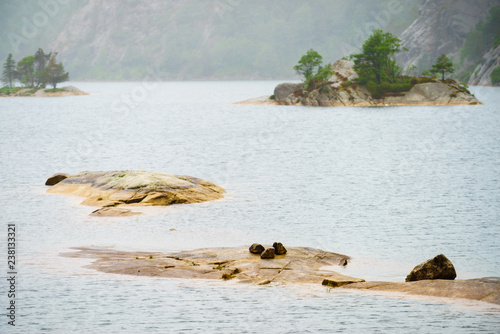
[46,170,225,209]
[63,246,362,286]
[406,254,457,282]
[274,83,303,101]
[382,81,480,106]
[271,60,481,107]
[468,45,500,86]
[45,173,70,186]
[327,59,359,87]
[396,0,498,75]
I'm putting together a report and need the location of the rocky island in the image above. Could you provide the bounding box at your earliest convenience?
[236,60,482,107]
[45,170,225,216]
[0,85,88,97]
[1,48,87,97]
[237,29,484,107]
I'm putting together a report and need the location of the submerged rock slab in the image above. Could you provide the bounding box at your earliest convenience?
[341,278,500,305]
[90,207,141,217]
[46,170,225,207]
[62,246,500,305]
[62,246,364,286]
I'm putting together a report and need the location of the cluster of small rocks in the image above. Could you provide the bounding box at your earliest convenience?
[249,242,287,259]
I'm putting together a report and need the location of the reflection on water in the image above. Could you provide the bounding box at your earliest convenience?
[1,82,499,332]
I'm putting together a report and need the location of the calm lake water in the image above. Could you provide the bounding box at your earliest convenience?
[1,81,499,332]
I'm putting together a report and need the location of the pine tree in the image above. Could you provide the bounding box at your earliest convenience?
[351,29,405,84]
[43,54,69,89]
[2,53,17,88]
[430,54,454,80]
[34,48,51,87]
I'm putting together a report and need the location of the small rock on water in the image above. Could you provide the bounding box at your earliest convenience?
[260,247,275,259]
[273,242,287,255]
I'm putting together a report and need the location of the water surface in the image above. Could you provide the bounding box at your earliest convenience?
[1,81,499,332]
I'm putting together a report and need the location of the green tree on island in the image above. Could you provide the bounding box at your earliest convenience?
[34,48,52,87]
[294,49,332,90]
[351,29,406,84]
[2,53,17,88]
[43,54,69,89]
[1,49,71,94]
[17,56,35,88]
[430,53,454,80]
[294,49,323,82]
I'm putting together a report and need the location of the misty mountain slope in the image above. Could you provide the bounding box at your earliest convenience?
[468,45,500,85]
[49,0,219,79]
[46,0,420,80]
[396,0,499,82]
[0,0,83,61]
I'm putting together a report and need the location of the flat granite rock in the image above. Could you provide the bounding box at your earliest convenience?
[46,170,225,208]
[61,246,500,305]
[341,278,500,305]
[62,246,364,286]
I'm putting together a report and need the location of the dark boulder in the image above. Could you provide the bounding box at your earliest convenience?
[260,247,275,259]
[273,83,303,102]
[249,243,265,254]
[45,173,70,186]
[406,254,457,282]
[273,242,287,255]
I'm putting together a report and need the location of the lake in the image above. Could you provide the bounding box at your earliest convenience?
[1,81,499,332]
